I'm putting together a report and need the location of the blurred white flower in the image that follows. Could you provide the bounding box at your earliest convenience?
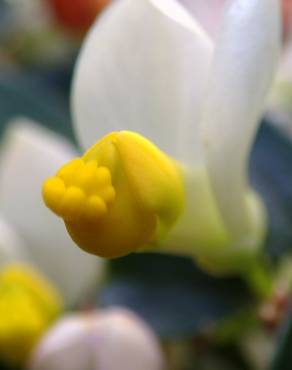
[268,39,292,136]
[70,0,281,273]
[0,118,104,306]
[0,215,26,269]
[29,308,165,370]
[0,0,76,65]
[179,0,227,39]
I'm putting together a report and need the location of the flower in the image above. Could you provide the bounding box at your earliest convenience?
[0,263,62,367]
[43,0,281,274]
[0,118,104,306]
[28,308,165,370]
[43,131,184,258]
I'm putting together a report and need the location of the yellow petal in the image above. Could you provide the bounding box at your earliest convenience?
[0,264,62,366]
[113,131,184,230]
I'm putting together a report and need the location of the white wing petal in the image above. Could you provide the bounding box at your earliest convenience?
[92,308,164,370]
[201,0,281,243]
[29,315,91,370]
[29,309,164,370]
[180,0,227,39]
[0,119,103,306]
[72,0,213,164]
[0,216,27,269]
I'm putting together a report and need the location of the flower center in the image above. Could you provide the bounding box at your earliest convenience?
[42,158,115,222]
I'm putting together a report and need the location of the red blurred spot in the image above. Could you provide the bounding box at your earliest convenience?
[283,0,292,41]
[47,0,111,35]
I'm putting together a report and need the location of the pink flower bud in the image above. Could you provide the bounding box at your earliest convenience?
[29,308,165,370]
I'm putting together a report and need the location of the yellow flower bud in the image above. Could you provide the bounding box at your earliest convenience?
[42,131,184,258]
[0,264,62,366]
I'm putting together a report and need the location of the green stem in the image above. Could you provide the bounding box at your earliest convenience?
[269,310,292,370]
[244,260,274,300]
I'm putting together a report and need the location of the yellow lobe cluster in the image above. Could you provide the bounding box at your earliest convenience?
[0,264,62,366]
[42,158,115,223]
[42,131,184,259]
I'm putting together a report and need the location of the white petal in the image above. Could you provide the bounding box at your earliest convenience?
[0,215,27,269]
[72,0,213,164]
[29,309,165,370]
[201,0,281,243]
[0,118,104,306]
[91,308,164,370]
[29,315,92,370]
[180,0,227,39]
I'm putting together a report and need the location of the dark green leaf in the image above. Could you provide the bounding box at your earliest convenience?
[0,72,75,142]
[100,253,252,339]
[250,119,292,259]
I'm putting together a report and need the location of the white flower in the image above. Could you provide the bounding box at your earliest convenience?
[69,0,281,273]
[0,118,104,306]
[28,308,165,370]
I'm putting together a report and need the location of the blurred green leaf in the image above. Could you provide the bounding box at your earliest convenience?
[251,119,292,259]
[100,253,253,339]
[0,72,75,142]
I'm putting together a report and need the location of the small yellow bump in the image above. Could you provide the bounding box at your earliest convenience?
[42,177,66,215]
[101,186,116,203]
[76,169,94,193]
[96,167,111,187]
[57,158,83,183]
[60,187,86,221]
[84,160,98,171]
[85,196,107,222]
[43,156,116,224]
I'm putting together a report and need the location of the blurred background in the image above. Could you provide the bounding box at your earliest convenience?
[0,0,112,139]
